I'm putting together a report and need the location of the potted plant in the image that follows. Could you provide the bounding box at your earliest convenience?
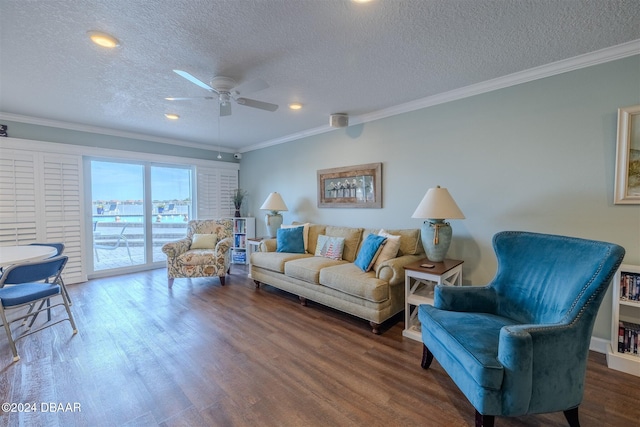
[157,203,166,214]
[96,204,104,215]
[233,189,247,217]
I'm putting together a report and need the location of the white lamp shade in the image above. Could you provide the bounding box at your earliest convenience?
[411,186,465,220]
[260,192,288,212]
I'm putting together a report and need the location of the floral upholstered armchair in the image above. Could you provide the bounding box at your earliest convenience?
[161,219,233,287]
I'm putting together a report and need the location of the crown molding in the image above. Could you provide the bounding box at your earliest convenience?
[244,39,640,153]
[0,112,232,153]
[0,136,239,170]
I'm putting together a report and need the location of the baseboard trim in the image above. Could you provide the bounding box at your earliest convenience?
[589,336,609,354]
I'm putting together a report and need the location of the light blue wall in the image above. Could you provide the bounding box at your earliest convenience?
[0,119,239,162]
[240,55,640,340]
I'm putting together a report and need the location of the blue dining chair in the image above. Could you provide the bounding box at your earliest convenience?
[0,255,77,362]
[418,231,625,427]
[28,242,71,304]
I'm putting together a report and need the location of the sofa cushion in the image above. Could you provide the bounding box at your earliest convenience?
[319,263,390,303]
[177,250,216,266]
[251,251,312,273]
[385,228,422,255]
[325,226,363,262]
[301,224,327,255]
[277,226,305,253]
[315,235,345,260]
[190,233,217,249]
[373,229,401,270]
[354,234,387,272]
[285,256,346,284]
[418,305,518,390]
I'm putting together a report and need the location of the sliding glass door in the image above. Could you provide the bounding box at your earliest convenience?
[150,166,192,262]
[90,160,192,273]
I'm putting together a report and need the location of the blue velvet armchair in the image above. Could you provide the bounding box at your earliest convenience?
[418,231,624,427]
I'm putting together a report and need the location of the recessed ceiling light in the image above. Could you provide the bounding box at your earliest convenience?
[164,113,180,120]
[352,0,373,3]
[289,103,303,110]
[88,31,120,48]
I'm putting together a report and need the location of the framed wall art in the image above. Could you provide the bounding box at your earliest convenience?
[614,105,640,204]
[317,162,382,208]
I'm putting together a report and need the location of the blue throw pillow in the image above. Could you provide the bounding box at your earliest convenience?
[277,226,305,253]
[354,234,387,272]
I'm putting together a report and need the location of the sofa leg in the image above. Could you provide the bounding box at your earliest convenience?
[299,296,307,306]
[168,278,174,288]
[219,276,226,286]
[369,321,381,334]
[475,411,494,427]
[563,407,580,427]
[421,344,434,369]
[254,280,261,289]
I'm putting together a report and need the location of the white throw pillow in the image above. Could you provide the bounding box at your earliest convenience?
[190,233,217,249]
[373,229,401,270]
[281,223,310,252]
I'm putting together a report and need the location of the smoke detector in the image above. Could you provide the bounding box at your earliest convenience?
[329,113,349,128]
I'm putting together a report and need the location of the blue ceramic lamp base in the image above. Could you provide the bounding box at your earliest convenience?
[421,219,452,262]
[265,213,283,238]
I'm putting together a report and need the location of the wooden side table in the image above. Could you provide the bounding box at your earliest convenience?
[403,258,463,342]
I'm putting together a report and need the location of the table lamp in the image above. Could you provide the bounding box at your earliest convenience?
[260,192,288,238]
[411,186,465,262]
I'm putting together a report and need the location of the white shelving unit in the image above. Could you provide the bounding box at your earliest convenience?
[403,258,463,342]
[228,217,255,265]
[606,263,640,377]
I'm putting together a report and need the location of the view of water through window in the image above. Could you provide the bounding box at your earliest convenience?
[91,161,192,272]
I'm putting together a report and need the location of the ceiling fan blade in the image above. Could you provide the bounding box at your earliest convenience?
[220,102,232,117]
[173,70,215,92]
[165,96,215,101]
[236,97,278,112]
[233,78,269,95]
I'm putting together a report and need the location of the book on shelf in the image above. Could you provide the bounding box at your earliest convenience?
[234,234,246,249]
[232,250,246,263]
[234,220,245,234]
[618,321,640,356]
[619,272,640,302]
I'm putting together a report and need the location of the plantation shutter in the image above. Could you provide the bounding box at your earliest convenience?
[0,149,85,284]
[196,166,238,219]
[219,169,237,216]
[40,153,84,283]
[0,149,38,244]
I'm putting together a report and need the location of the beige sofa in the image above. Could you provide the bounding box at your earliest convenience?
[250,223,425,333]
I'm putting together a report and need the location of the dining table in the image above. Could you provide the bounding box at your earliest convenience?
[0,245,57,268]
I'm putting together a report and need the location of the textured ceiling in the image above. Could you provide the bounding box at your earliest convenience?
[1,0,639,153]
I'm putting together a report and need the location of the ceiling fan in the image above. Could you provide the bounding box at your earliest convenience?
[166,70,279,116]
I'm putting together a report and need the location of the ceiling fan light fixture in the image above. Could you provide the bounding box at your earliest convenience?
[88,31,120,48]
[164,113,180,120]
[289,103,303,110]
[171,71,279,116]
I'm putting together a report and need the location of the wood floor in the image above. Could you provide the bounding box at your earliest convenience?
[0,265,639,427]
